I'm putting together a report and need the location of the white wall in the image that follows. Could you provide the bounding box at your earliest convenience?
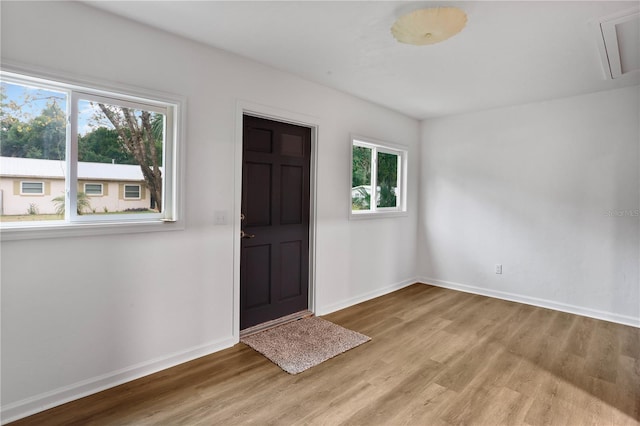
[418,86,640,326]
[0,2,419,421]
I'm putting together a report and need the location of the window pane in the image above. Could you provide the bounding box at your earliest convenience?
[124,185,140,199]
[77,99,163,215]
[376,152,398,208]
[84,183,102,195]
[22,182,44,194]
[1,81,66,222]
[352,145,372,211]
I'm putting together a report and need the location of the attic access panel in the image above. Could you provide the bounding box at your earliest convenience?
[596,8,640,79]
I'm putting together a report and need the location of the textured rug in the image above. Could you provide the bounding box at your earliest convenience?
[241,316,371,374]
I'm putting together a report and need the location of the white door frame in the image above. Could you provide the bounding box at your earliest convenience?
[233,100,319,341]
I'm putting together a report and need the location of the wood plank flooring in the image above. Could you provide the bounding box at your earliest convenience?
[9,284,640,425]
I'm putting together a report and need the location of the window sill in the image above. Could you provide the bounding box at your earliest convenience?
[349,210,409,220]
[0,219,184,241]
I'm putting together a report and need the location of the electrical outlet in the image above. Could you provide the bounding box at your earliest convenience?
[495,264,502,274]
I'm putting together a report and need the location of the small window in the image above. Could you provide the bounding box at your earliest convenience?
[21,181,44,195]
[84,183,103,196]
[351,136,407,217]
[124,184,141,199]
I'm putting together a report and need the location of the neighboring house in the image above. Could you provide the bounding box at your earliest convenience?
[0,156,153,215]
[351,185,371,200]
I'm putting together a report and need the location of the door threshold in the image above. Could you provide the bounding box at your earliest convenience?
[240,310,314,338]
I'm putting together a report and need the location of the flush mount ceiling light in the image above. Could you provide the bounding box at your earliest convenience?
[391,7,467,45]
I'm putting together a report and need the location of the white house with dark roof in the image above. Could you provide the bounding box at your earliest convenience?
[0,156,153,215]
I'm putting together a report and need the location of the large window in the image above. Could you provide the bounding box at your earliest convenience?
[0,69,181,237]
[351,136,407,217]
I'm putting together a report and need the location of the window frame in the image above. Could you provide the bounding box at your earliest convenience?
[20,181,45,196]
[123,184,141,200]
[350,135,408,219]
[0,63,185,241]
[84,183,104,197]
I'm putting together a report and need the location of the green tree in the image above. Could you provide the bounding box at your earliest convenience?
[0,100,66,160]
[28,102,66,160]
[377,152,397,208]
[77,115,162,166]
[1,83,66,160]
[79,127,136,164]
[1,121,30,157]
[352,146,372,210]
[352,146,371,188]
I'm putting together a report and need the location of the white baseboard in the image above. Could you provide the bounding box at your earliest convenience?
[317,277,417,316]
[419,277,640,328]
[1,336,237,424]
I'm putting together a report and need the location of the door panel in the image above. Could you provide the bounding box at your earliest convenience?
[279,240,302,299]
[246,128,273,153]
[281,133,305,157]
[245,162,272,227]
[241,115,311,330]
[243,244,272,309]
[280,165,303,224]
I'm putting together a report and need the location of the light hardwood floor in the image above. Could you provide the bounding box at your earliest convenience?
[10,284,640,425]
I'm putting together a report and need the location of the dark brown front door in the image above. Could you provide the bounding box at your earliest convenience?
[240,115,311,330]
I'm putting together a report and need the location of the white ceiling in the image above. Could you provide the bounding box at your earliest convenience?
[85,1,640,119]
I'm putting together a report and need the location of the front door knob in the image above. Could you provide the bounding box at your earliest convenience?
[241,230,255,239]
